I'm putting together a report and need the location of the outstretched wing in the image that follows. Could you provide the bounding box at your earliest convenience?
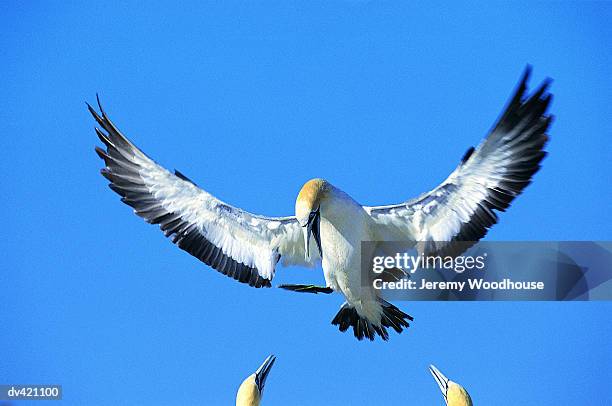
[366,67,552,256]
[90,97,317,288]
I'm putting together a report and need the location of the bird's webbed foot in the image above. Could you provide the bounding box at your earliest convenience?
[278,284,334,294]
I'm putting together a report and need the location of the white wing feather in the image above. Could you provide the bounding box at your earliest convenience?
[366,67,552,256]
[90,99,317,288]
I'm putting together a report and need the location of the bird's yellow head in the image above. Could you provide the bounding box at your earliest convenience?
[429,365,472,406]
[236,374,261,406]
[295,178,328,259]
[447,383,473,406]
[295,178,328,222]
[236,355,275,406]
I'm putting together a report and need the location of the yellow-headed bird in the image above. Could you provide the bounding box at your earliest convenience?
[429,364,473,406]
[236,355,276,406]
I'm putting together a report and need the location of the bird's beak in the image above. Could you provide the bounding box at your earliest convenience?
[429,364,449,403]
[254,355,276,395]
[303,208,323,260]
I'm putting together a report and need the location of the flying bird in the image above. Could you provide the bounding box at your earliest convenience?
[429,364,473,406]
[91,66,552,341]
[236,355,276,406]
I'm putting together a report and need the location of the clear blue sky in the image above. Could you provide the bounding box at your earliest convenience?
[1,2,610,405]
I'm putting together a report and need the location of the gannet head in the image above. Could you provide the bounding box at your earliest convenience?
[429,364,473,406]
[236,355,276,406]
[295,178,328,260]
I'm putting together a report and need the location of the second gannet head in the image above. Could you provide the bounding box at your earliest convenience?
[295,178,329,260]
[236,355,276,406]
[429,364,473,406]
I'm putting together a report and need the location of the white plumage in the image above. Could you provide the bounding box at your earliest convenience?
[91,66,552,340]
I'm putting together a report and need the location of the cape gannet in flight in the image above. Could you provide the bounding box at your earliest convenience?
[236,355,276,406]
[429,364,473,406]
[91,66,552,341]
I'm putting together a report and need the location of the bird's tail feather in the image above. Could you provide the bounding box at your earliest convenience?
[331,301,413,341]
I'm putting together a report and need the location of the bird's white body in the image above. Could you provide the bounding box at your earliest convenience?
[318,185,383,324]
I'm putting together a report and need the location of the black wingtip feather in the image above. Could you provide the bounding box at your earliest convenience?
[100,168,113,181]
[522,64,532,81]
[96,93,105,117]
[94,146,109,161]
[174,169,198,186]
[95,127,113,147]
[87,102,104,125]
[461,147,475,164]
[85,101,95,115]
